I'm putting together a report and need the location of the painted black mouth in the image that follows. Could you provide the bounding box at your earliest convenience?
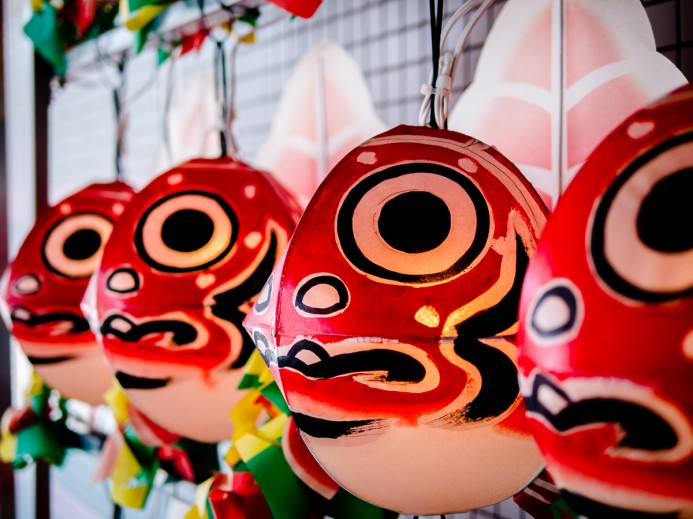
[26,355,76,365]
[526,373,679,452]
[100,315,198,346]
[292,412,390,440]
[278,340,426,440]
[210,230,279,369]
[438,233,529,425]
[115,371,171,390]
[11,307,90,334]
[278,339,427,383]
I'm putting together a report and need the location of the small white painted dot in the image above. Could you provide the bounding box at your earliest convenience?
[244,232,262,249]
[167,173,184,185]
[112,202,125,216]
[357,151,377,165]
[244,185,257,199]
[196,273,216,289]
[59,203,72,215]
[458,158,478,173]
[683,329,693,360]
[627,120,655,140]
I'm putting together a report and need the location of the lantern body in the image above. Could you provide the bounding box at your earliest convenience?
[518,86,693,516]
[2,182,135,405]
[254,40,385,206]
[244,125,547,514]
[95,158,301,443]
[449,0,687,209]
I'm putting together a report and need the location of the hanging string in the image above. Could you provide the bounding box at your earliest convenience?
[427,0,445,128]
[419,0,495,129]
[162,44,177,165]
[113,55,127,180]
[225,37,242,159]
[200,1,287,159]
[213,37,243,159]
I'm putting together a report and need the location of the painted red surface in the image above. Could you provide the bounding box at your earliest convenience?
[518,86,693,515]
[96,158,301,442]
[2,181,134,404]
[246,125,548,513]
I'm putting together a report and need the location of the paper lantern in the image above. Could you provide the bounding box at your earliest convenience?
[448,0,686,209]
[244,125,548,514]
[266,0,322,19]
[518,85,693,516]
[1,181,135,405]
[94,158,301,443]
[254,40,385,206]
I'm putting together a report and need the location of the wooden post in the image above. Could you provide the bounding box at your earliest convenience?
[33,51,53,519]
[0,2,16,516]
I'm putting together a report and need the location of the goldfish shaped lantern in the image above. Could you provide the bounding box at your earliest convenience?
[95,158,301,443]
[449,0,687,209]
[2,182,135,405]
[518,86,693,517]
[244,125,548,514]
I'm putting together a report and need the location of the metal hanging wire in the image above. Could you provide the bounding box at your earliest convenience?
[113,56,127,180]
[419,0,495,129]
[199,1,289,160]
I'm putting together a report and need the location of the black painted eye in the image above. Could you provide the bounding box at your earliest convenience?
[527,279,583,346]
[336,163,490,285]
[42,213,112,278]
[135,191,238,273]
[294,274,349,317]
[590,133,693,302]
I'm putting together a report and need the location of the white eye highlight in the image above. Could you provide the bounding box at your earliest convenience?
[253,274,273,316]
[527,279,583,347]
[294,274,349,318]
[14,274,41,295]
[106,268,140,294]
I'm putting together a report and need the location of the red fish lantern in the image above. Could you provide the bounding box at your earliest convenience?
[518,86,693,516]
[244,125,548,514]
[1,182,135,405]
[95,158,301,443]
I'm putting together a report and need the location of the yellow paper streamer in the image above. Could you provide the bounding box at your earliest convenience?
[184,475,217,519]
[119,0,172,31]
[111,434,150,509]
[232,414,287,466]
[226,351,288,467]
[104,382,130,426]
[0,429,17,463]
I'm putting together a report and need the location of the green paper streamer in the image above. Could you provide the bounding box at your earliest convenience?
[238,373,261,390]
[15,422,66,468]
[243,442,311,519]
[260,382,290,415]
[23,4,66,75]
[157,47,171,65]
[326,489,399,519]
